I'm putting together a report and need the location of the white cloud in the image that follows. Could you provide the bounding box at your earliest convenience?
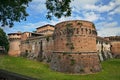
[71,0,98,12]
[83,12,100,21]
[96,21,120,37]
[109,6,120,15]
[98,27,120,37]
[96,21,118,28]
[84,1,116,13]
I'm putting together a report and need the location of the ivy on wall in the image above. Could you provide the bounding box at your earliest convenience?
[65,23,74,52]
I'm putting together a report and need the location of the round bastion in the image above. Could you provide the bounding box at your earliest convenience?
[50,20,101,74]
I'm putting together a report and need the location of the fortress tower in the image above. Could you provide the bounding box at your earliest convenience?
[8,32,22,56]
[50,20,101,73]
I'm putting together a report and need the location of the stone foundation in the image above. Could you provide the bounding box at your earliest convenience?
[50,52,101,74]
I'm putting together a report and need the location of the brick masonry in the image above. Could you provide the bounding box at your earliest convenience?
[50,20,101,73]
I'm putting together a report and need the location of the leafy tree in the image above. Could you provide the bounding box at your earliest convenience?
[0,28,9,52]
[0,0,72,27]
[0,0,32,27]
[46,0,72,19]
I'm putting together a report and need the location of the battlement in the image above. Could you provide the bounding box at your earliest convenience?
[54,20,97,39]
[8,32,22,40]
[105,36,120,41]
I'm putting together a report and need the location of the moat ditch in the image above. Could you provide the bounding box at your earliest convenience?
[0,69,37,80]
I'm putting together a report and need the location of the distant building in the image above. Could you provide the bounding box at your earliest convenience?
[96,37,112,61]
[36,24,54,36]
[105,36,120,58]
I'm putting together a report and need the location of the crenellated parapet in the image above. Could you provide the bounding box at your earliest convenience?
[105,36,120,41]
[53,20,97,39]
[53,20,97,53]
[8,33,21,41]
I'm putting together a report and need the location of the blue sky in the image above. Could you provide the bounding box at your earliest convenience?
[2,0,120,37]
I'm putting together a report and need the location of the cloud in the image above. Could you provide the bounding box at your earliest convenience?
[96,21,120,37]
[71,0,98,12]
[83,12,100,21]
[84,1,116,13]
[98,27,120,37]
[96,21,118,28]
[109,6,120,15]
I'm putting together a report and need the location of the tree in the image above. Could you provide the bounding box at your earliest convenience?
[0,28,9,52]
[0,0,72,27]
[0,0,32,27]
[46,0,72,19]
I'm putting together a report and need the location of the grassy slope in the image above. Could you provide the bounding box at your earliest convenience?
[0,55,120,80]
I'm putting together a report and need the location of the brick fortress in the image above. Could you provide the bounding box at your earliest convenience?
[8,20,120,74]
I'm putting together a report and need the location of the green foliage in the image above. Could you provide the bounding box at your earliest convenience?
[0,28,9,52]
[70,59,75,65]
[46,0,72,19]
[0,55,120,80]
[66,42,74,50]
[0,0,73,27]
[0,0,32,27]
[65,23,74,37]
[63,52,71,55]
[92,24,95,29]
[46,36,50,42]
[77,22,83,26]
[65,23,74,51]
[80,68,84,72]
[46,57,51,63]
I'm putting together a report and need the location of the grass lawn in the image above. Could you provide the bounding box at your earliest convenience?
[0,55,120,80]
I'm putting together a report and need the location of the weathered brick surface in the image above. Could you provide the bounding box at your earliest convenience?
[54,20,97,52]
[36,24,54,35]
[50,52,101,73]
[51,20,101,73]
[105,36,120,58]
[20,36,54,61]
[111,42,120,58]
[8,33,21,56]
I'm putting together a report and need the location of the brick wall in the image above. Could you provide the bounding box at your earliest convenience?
[111,41,120,58]
[51,20,101,73]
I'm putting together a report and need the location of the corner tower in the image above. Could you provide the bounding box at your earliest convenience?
[8,32,21,56]
[50,20,101,73]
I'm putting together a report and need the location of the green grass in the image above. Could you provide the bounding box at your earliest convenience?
[0,55,120,80]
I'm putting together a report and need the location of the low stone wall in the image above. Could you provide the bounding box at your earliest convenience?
[0,69,37,80]
[50,52,101,74]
